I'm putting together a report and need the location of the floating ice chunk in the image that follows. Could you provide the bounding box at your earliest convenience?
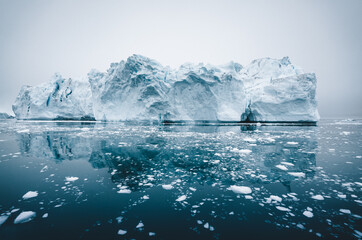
[270,195,282,202]
[288,172,306,177]
[189,187,196,192]
[339,209,351,214]
[244,137,256,143]
[117,229,127,235]
[245,195,253,199]
[117,189,131,194]
[42,213,48,218]
[264,137,275,142]
[116,216,123,223]
[239,149,252,154]
[228,185,252,194]
[209,226,215,231]
[0,215,9,226]
[142,195,150,200]
[22,191,38,200]
[162,184,174,190]
[354,230,362,238]
[176,195,187,202]
[287,142,298,145]
[14,211,36,224]
[337,194,346,199]
[204,222,209,229]
[276,206,290,212]
[355,182,362,187]
[311,195,324,200]
[149,232,156,236]
[11,209,19,213]
[296,223,305,229]
[281,162,294,166]
[303,211,313,218]
[65,176,79,182]
[276,165,288,171]
[197,220,203,224]
[136,221,144,228]
[40,165,48,172]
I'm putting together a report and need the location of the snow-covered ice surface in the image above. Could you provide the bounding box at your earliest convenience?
[0,119,360,239]
[13,55,319,122]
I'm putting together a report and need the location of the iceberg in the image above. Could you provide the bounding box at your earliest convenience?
[13,55,319,122]
[0,112,14,119]
[13,73,94,120]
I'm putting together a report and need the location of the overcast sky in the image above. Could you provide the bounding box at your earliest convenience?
[0,0,361,117]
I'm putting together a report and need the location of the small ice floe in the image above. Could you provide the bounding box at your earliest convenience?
[22,191,38,200]
[288,172,306,177]
[353,230,362,238]
[0,215,9,226]
[117,189,131,194]
[42,213,48,218]
[197,220,203,224]
[276,206,291,212]
[239,149,252,154]
[276,165,288,171]
[40,165,48,173]
[270,195,282,202]
[286,142,298,145]
[228,185,252,194]
[203,222,209,229]
[117,229,127,235]
[136,221,144,229]
[354,182,362,187]
[303,211,313,218]
[65,176,79,182]
[149,232,156,236]
[14,211,36,224]
[142,195,150,200]
[162,184,174,190]
[337,194,346,199]
[11,209,19,213]
[311,195,324,200]
[264,137,275,143]
[245,195,253,200]
[281,162,294,166]
[244,137,256,143]
[176,195,187,202]
[296,223,305,230]
[17,129,30,133]
[116,216,123,224]
[189,187,196,192]
[339,209,351,214]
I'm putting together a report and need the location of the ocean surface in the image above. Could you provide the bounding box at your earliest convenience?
[0,119,361,239]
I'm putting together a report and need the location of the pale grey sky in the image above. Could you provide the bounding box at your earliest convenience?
[0,0,361,117]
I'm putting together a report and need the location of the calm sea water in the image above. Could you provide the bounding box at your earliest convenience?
[0,119,361,239]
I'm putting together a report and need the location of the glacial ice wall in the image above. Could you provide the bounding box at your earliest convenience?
[13,73,94,120]
[13,55,319,122]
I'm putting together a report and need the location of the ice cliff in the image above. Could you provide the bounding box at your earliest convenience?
[13,55,319,122]
[13,73,94,120]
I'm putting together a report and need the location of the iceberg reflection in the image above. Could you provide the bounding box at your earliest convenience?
[16,122,318,192]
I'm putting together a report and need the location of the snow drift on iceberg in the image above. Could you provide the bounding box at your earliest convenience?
[13,55,319,122]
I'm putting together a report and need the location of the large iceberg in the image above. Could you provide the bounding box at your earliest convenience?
[13,73,94,120]
[13,55,319,122]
